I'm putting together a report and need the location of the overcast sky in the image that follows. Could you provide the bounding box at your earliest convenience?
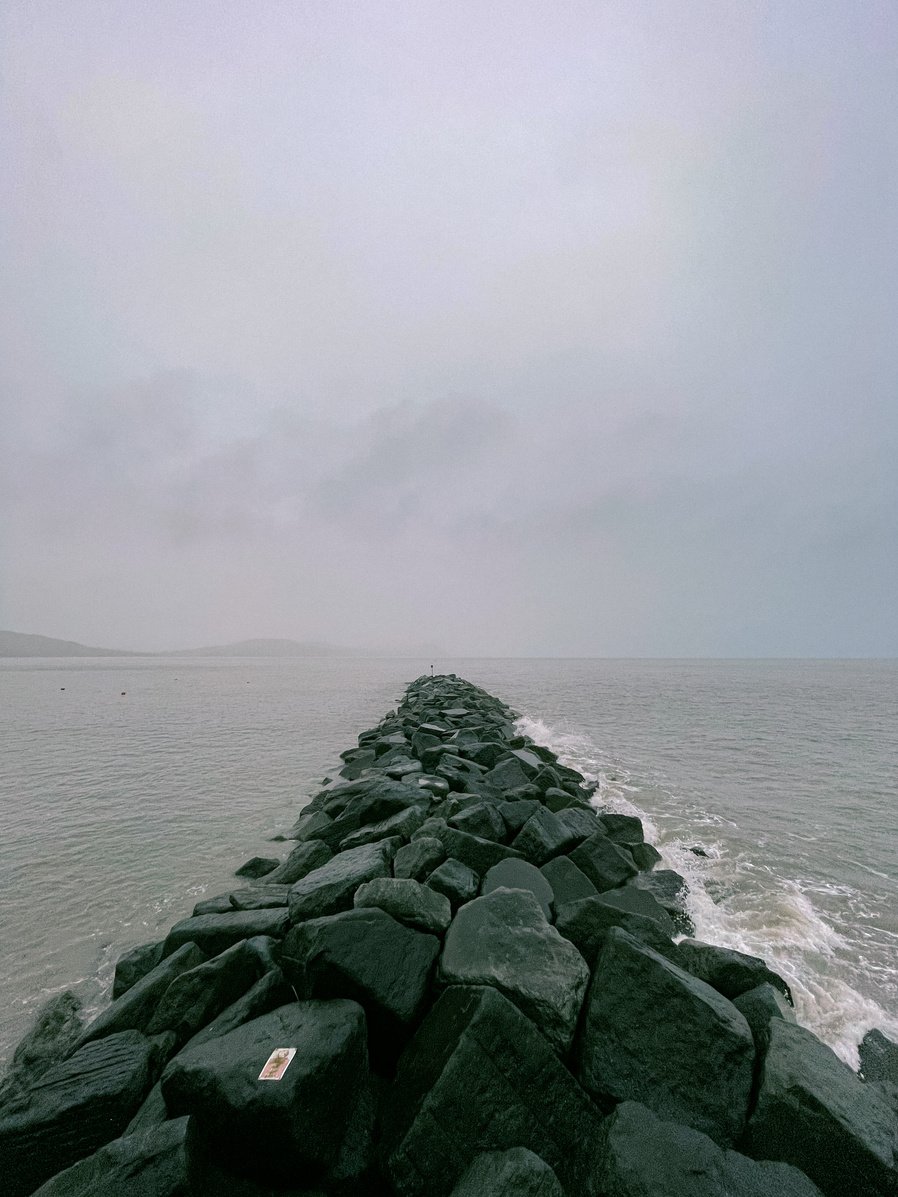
[2,2,896,655]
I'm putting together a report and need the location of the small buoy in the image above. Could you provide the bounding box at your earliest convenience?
[121,691,127,696]
[60,687,65,691]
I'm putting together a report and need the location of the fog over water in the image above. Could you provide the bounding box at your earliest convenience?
[2,3,897,656]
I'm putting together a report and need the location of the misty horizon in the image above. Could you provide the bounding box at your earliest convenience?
[3,4,896,657]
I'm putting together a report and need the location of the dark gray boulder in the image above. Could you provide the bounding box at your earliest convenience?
[596,811,646,845]
[482,858,554,920]
[5,992,83,1081]
[425,858,480,908]
[112,941,165,1000]
[30,1117,189,1197]
[355,876,452,934]
[595,881,678,935]
[227,885,292,911]
[448,802,507,842]
[234,856,279,880]
[287,839,395,922]
[435,826,524,875]
[0,1029,160,1197]
[540,856,597,906]
[316,779,425,847]
[291,808,334,842]
[554,805,601,844]
[678,938,793,1005]
[569,831,637,892]
[497,799,541,835]
[860,1029,898,1084]
[337,804,427,851]
[595,1100,824,1197]
[180,967,293,1053]
[449,1147,564,1196]
[382,984,604,1197]
[145,937,273,1044]
[262,838,332,885]
[162,910,288,958]
[576,928,754,1146]
[438,888,589,1053]
[161,1001,373,1188]
[77,942,206,1047]
[482,757,532,792]
[280,908,440,1062]
[511,807,580,866]
[631,868,694,933]
[629,840,663,870]
[733,981,796,1048]
[744,1018,898,1197]
[393,835,446,881]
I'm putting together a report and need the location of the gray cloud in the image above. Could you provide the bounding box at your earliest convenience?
[2,2,896,654]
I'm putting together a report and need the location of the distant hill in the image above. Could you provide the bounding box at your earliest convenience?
[0,630,139,658]
[171,638,354,657]
[1,630,446,659]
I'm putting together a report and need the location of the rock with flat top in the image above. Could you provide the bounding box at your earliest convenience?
[439,888,588,1053]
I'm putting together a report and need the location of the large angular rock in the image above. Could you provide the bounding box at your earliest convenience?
[4,992,83,1081]
[145,936,273,1044]
[112,941,164,999]
[435,826,524,875]
[234,855,279,879]
[576,928,754,1146]
[382,985,605,1197]
[744,1018,898,1197]
[426,858,480,908]
[511,807,580,865]
[678,938,793,1005]
[595,1101,824,1197]
[861,1029,898,1084]
[596,812,646,845]
[393,835,446,880]
[482,858,554,920]
[497,799,540,835]
[0,1029,160,1197]
[448,802,507,842]
[540,856,597,906]
[262,838,332,885]
[595,881,677,935]
[733,981,796,1048]
[631,868,694,933]
[555,894,683,967]
[77,942,206,1046]
[288,839,394,922]
[280,908,440,1061]
[449,1147,564,1196]
[355,876,452,934]
[338,804,427,851]
[30,1117,189,1197]
[569,831,637,891]
[162,910,288,957]
[161,1001,372,1187]
[482,757,532,792]
[439,888,589,1053]
[318,779,426,847]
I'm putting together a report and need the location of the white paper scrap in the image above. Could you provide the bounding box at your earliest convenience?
[258,1047,296,1081]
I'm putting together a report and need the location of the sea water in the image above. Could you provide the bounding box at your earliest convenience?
[1,656,895,1071]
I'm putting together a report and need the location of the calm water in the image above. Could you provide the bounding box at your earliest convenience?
[1,656,895,1070]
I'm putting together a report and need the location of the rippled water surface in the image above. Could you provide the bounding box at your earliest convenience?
[1,656,896,1069]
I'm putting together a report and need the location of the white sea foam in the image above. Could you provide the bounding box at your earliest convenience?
[517,713,898,1069]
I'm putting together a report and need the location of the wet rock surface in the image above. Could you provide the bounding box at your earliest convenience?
[3,672,892,1196]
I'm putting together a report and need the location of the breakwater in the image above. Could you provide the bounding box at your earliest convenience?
[1,673,896,1195]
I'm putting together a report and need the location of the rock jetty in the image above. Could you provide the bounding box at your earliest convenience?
[2,673,897,1195]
